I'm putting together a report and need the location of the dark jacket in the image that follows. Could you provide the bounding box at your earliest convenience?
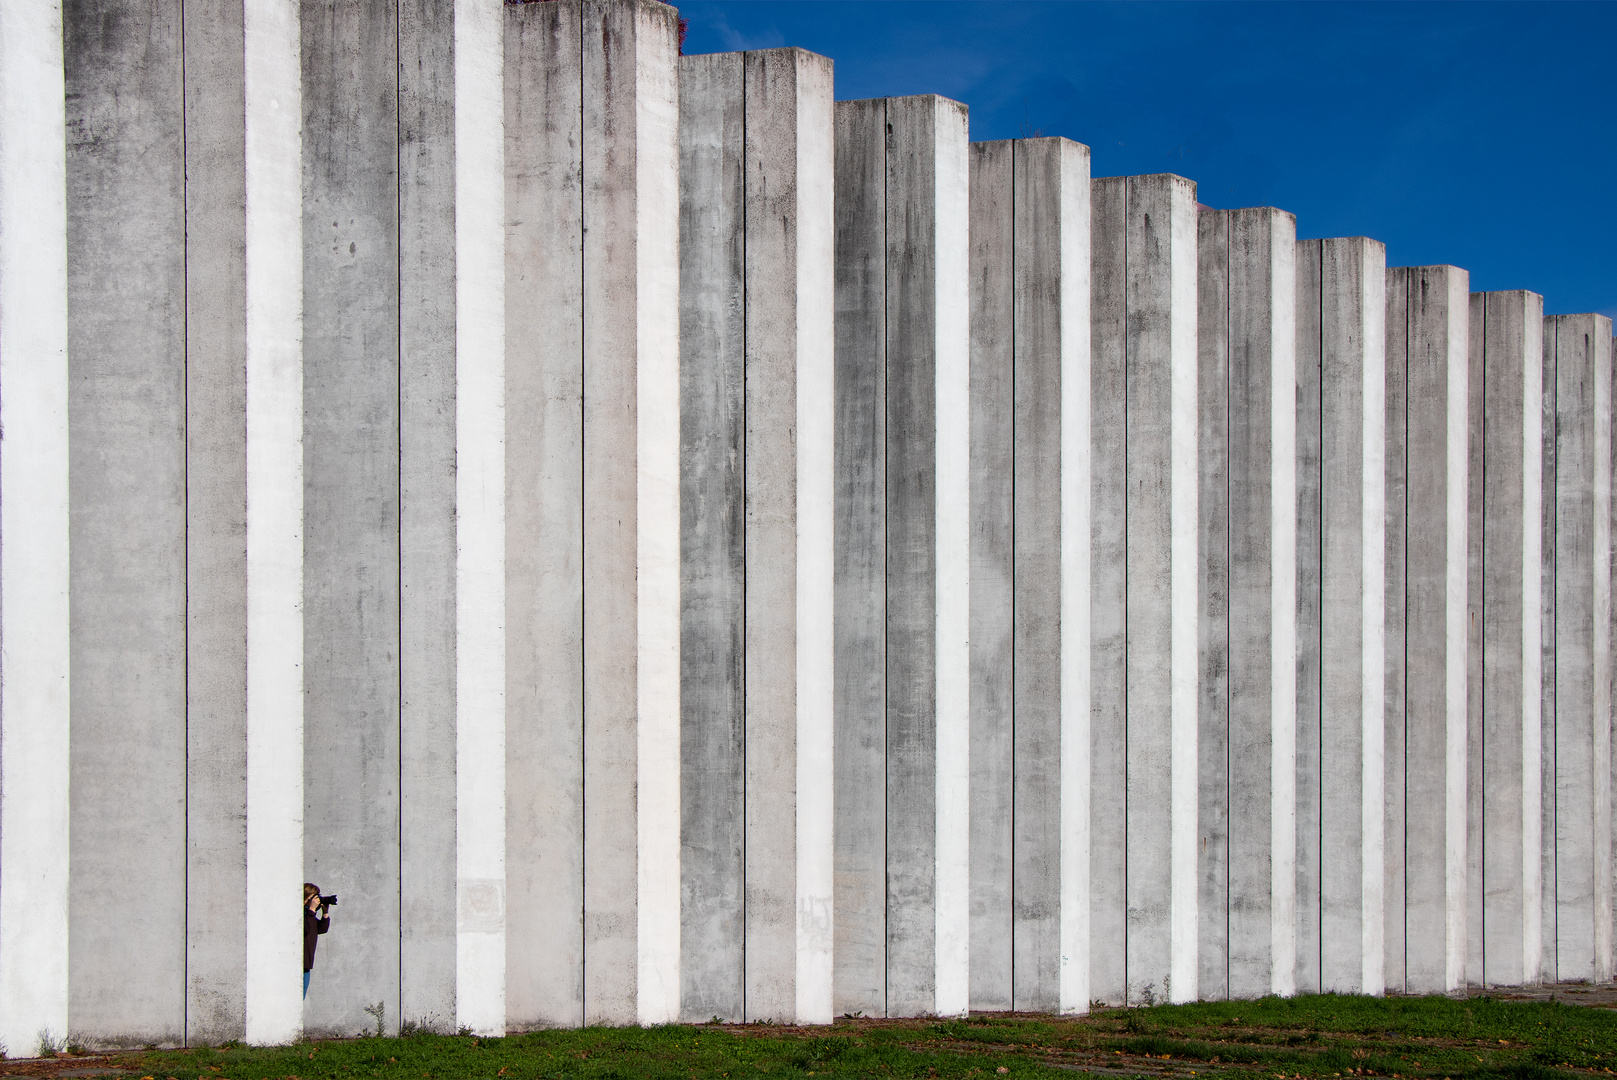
[304,906,330,972]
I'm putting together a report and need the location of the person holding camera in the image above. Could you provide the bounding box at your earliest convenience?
[303,883,334,999]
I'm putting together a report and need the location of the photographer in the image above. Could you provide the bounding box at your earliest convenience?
[303,883,333,999]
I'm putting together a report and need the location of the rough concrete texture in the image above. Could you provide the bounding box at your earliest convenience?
[399,0,459,1035]
[0,0,73,1056]
[678,45,835,1025]
[504,0,681,1030]
[1464,292,1544,988]
[967,136,1091,1015]
[300,0,403,1037]
[833,94,970,1019]
[183,0,250,1044]
[1091,174,1200,1007]
[1385,265,1470,994]
[64,0,190,1045]
[504,0,586,1029]
[1197,207,1298,1001]
[1294,238,1386,996]
[1545,314,1614,985]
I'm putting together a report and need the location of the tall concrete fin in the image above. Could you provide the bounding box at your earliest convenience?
[1294,238,1386,997]
[242,0,305,1047]
[1464,291,1545,989]
[1197,207,1298,1000]
[1545,312,1614,985]
[454,0,507,1038]
[1385,265,1470,993]
[504,0,680,1029]
[65,0,189,1045]
[678,44,834,1025]
[967,136,1091,1015]
[833,94,970,1019]
[0,0,71,1056]
[1091,174,1200,1006]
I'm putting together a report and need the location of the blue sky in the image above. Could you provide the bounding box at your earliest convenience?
[679,1,1617,318]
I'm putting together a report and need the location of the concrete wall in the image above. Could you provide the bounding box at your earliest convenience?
[967,136,1091,1015]
[1465,292,1545,988]
[833,94,970,1019]
[27,0,1617,1042]
[504,0,681,1030]
[1544,313,1615,984]
[1091,174,1200,1006]
[678,45,835,1025]
[1294,238,1386,996]
[0,0,72,1056]
[1196,207,1297,1001]
[1384,265,1470,994]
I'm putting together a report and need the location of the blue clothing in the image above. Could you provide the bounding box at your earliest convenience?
[303,970,310,999]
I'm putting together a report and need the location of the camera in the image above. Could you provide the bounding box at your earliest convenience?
[320,894,338,907]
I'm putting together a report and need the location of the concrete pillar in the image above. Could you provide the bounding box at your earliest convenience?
[240,0,305,1047]
[1462,291,1544,988]
[678,45,835,1025]
[64,0,189,1044]
[505,0,681,1028]
[1293,238,1386,996]
[1384,265,1469,994]
[1090,174,1199,1006]
[300,0,403,1035]
[0,0,72,1056]
[834,94,970,1019]
[967,136,1091,1015]
[451,0,507,1038]
[397,0,459,1037]
[1544,313,1614,984]
[1196,207,1297,1000]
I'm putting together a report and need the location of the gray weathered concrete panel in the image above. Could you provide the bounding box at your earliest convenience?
[1198,207,1297,1001]
[1296,237,1386,996]
[1385,265,1469,993]
[969,137,1016,1013]
[301,0,402,1035]
[505,0,584,1028]
[679,47,748,1024]
[1466,291,1545,988]
[832,97,888,1017]
[398,0,458,1033]
[65,0,189,1044]
[183,0,249,1044]
[1092,173,1199,1006]
[1546,313,1614,984]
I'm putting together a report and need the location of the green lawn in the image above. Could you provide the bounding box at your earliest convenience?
[22,994,1617,1080]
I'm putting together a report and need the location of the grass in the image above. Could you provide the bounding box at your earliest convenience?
[13,994,1616,1080]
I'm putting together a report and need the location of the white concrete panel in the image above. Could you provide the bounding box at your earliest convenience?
[1268,220,1298,998]
[1444,270,1470,993]
[1168,179,1200,1005]
[242,0,305,1046]
[0,0,71,1056]
[1057,137,1092,1016]
[454,0,506,1037]
[1520,310,1544,988]
[932,95,971,1020]
[634,0,681,1026]
[1359,245,1387,998]
[793,49,836,1027]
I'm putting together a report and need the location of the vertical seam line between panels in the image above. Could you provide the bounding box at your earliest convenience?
[1008,141,1018,1011]
[1316,250,1325,990]
[1403,277,1411,993]
[396,0,406,1026]
[881,97,890,1019]
[1224,220,1232,1002]
[578,5,588,1024]
[740,54,749,1023]
[1479,299,1488,987]
[1121,181,1130,1004]
[181,0,192,1045]
[1551,322,1559,983]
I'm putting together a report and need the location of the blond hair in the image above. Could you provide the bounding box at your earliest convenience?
[304,882,320,903]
